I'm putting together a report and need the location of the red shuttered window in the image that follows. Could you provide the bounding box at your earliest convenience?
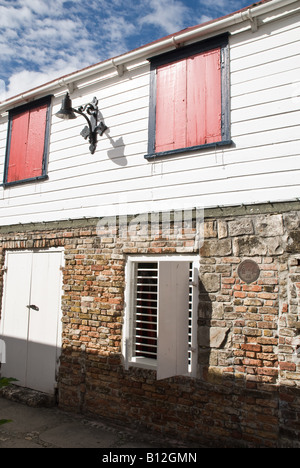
[4,96,51,186]
[146,34,231,159]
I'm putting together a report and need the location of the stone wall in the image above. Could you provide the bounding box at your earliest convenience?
[1,201,300,447]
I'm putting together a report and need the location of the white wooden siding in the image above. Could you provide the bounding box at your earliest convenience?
[0,10,299,225]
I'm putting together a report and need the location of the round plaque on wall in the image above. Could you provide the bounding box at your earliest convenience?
[237,259,260,284]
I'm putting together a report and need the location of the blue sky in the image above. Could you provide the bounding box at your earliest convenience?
[0,0,253,101]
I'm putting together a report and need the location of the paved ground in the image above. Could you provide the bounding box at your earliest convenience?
[0,390,188,449]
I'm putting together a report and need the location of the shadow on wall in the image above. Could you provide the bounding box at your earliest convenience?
[198,272,232,381]
[106,133,128,167]
[0,335,59,396]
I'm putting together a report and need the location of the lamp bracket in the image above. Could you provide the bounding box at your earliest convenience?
[56,93,108,155]
[75,97,108,154]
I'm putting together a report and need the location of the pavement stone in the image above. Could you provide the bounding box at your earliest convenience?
[0,389,188,449]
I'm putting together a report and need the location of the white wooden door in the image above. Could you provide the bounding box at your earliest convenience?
[0,249,63,394]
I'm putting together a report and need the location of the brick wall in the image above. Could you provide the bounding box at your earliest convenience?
[1,202,300,447]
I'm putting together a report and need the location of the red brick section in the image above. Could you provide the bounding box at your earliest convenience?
[0,206,300,447]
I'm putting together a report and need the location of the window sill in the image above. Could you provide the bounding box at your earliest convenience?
[2,174,48,188]
[128,357,196,378]
[145,140,233,160]
[129,356,157,370]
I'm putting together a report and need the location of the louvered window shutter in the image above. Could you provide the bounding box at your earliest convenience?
[157,261,190,380]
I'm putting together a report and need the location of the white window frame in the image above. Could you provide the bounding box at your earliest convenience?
[123,255,199,380]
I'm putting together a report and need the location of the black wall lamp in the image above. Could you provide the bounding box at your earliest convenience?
[55,92,108,154]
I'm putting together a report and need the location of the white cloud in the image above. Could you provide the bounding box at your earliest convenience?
[21,0,65,15]
[0,55,89,101]
[1,0,187,101]
[0,0,251,101]
[139,0,190,34]
[100,16,136,58]
[3,70,55,98]
[0,5,32,28]
[103,17,136,43]
[209,0,227,8]
[0,80,6,101]
[198,15,214,24]
[0,0,190,101]
[0,0,101,100]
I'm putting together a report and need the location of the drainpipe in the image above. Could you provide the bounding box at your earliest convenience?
[0,0,298,113]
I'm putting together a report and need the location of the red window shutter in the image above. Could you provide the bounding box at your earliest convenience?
[6,110,29,183]
[155,59,187,153]
[155,47,222,153]
[187,47,222,146]
[6,103,48,183]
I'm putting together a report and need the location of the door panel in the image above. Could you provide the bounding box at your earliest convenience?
[26,251,63,393]
[0,250,63,394]
[0,251,32,387]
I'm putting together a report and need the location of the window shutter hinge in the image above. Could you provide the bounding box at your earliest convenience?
[220,49,225,66]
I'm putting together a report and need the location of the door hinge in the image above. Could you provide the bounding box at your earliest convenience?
[220,49,225,67]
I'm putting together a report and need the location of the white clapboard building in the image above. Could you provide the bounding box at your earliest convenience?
[0,0,300,448]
